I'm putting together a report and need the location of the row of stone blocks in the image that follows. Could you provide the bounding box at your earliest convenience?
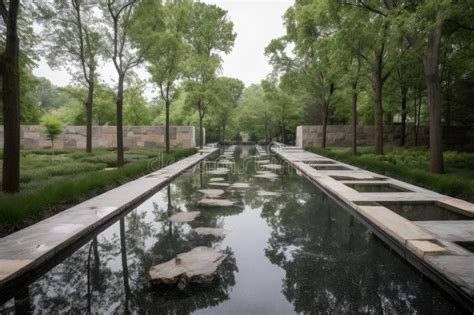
[0,125,197,149]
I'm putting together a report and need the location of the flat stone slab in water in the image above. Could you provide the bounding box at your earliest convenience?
[149,246,227,289]
[209,182,230,187]
[254,172,279,180]
[168,211,200,223]
[198,198,234,207]
[262,164,282,170]
[208,168,230,175]
[231,182,250,189]
[218,160,235,165]
[257,190,281,197]
[198,189,225,197]
[194,227,230,237]
[210,177,225,182]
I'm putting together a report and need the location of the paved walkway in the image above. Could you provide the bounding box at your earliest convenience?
[274,145,474,311]
[0,146,219,292]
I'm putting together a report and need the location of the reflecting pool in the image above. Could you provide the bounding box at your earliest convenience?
[0,146,467,314]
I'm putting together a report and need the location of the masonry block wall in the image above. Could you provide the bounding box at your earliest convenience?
[296,125,474,151]
[0,125,197,149]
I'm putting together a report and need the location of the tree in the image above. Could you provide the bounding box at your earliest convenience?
[41,116,64,149]
[396,0,474,173]
[236,84,273,143]
[38,0,102,153]
[132,0,189,152]
[123,80,152,126]
[184,2,236,148]
[103,0,143,167]
[262,79,301,144]
[0,0,21,193]
[265,3,338,148]
[211,77,244,143]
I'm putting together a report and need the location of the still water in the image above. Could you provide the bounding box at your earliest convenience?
[1,146,467,314]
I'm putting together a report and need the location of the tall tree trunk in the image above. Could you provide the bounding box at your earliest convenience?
[423,25,444,173]
[373,58,384,155]
[116,74,125,167]
[321,102,328,148]
[1,0,21,194]
[445,70,451,147]
[281,121,286,144]
[400,86,408,146]
[198,102,204,149]
[264,112,268,144]
[86,69,95,153]
[165,100,170,153]
[351,83,358,156]
[222,124,226,144]
[120,218,131,314]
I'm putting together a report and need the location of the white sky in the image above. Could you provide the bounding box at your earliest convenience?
[32,0,293,91]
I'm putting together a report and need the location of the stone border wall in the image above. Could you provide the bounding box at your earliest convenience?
[296,125,474,151]
[0,125,197,149]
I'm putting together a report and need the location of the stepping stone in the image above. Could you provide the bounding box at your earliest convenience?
[198,189,225,197]
[262,164,282,170]
[210,177,225,182]
[198,198,234,207]
[149,246,227,289]
[254,174,279,180]
[194,227,230,237]
[168,211,200,223]
[207,168,229,175]
[208,168,229,175]
[209,182,230,187]
[257,190,280,197]
[231,182,250,189]
[254,171,279,180]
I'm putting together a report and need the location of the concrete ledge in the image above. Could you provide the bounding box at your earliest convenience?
[0,147,218,290]
[275,145,474,310]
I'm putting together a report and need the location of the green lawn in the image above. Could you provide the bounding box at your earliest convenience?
[0,147,197,234]
[306,146,474,202]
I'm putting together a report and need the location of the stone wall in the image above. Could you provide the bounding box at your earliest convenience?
[0,125,197,149]
[296,125,474,151]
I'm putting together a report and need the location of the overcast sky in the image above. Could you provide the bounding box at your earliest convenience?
[32,0,293,91]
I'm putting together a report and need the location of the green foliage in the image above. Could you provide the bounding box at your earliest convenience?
[40,116,64,148]
[0,148,197,229]
[123,80,153,125]
[307,146,474,201]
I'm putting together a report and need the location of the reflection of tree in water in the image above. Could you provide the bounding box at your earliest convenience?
[115,182,238,314]
[27,235,121,314]
[262,176,463,313]
[21,175,239,314]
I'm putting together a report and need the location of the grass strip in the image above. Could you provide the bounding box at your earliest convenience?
[0,148,196,231]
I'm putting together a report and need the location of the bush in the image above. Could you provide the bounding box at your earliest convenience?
[40,116,64,149]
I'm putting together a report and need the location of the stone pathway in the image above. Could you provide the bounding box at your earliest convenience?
[0,146,219,291]
[274,144,474,309]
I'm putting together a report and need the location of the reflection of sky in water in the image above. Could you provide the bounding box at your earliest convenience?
[1,146,467,314]
[196,206,295,314]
